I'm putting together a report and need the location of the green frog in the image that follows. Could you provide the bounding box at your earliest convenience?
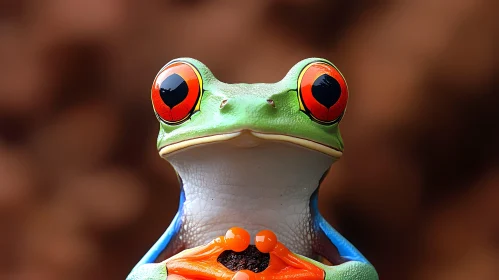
[127,58,378,280]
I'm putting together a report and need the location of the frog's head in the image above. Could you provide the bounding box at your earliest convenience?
[152,58,348,161]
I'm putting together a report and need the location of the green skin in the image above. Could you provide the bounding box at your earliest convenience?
[157,58,343,152]
[128,58,378,280]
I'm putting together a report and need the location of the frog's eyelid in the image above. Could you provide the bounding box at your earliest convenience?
[158,60,206,91]
[286,58,344,81]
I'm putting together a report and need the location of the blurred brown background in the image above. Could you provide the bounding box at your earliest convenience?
[1,0,498,279]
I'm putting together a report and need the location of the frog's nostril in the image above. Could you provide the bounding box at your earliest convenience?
[220,99,229,108]
[266,99,275,108]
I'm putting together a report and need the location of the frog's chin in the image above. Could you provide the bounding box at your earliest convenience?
[158,130,343,158]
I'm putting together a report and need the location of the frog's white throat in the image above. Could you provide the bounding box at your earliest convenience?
[164,134,336,258]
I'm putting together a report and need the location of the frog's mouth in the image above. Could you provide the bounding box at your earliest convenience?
[159,130,343,158]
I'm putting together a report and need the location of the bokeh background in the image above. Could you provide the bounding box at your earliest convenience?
[1,0,498,279]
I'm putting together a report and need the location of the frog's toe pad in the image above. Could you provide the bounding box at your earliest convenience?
[126,262,167,280]
[231,270,256,280]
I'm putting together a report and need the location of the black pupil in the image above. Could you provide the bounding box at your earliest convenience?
[159,73,189,108]
[311,74,341,108]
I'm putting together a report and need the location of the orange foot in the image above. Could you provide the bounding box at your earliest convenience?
[166,227,324,280]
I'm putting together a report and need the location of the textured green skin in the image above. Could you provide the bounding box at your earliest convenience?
[297,255,379,280]
[157,58,344,152]
[126,263,167,280]
[136,58,378,279]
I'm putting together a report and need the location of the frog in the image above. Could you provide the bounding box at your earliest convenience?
[127,58,379,280]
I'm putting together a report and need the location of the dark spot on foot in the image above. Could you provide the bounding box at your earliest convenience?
[217,245,270,273]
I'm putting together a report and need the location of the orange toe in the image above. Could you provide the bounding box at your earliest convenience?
[225,227,250,252]
[255,229,277,253]
[166,227,324,280]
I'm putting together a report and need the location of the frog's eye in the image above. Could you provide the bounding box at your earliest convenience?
[297,61,348,124]
[151,61,202,124]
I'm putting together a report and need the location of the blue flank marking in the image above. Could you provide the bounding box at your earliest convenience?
[131,186,186,271]
[310,188,370,264]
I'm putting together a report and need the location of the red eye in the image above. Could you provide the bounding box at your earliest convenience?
[297,61,348,124]
[151,61,202,124]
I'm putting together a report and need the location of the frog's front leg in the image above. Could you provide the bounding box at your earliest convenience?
[127,188,186,279]
[311,218,378,279]
[126,221,177,280]
[127,233,230,280]
[310,190,379,279]
[126,229,177,280]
